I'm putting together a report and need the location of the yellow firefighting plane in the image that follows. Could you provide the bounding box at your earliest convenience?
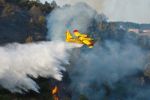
[65,30,95,48]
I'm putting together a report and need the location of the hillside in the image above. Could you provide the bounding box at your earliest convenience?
[0,0,150,100]
[0,0,57,44]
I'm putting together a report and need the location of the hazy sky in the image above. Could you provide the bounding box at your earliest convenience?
[40,0,150,23]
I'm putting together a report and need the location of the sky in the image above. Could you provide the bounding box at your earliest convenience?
[39,0,150,24]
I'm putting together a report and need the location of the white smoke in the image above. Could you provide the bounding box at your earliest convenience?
[45,3,147,99]
[0,1,93,94]
[0,41,83,93]
[0,41,81,93]
[27,1,149,99]
[40,0,150,23]
[46,3,105,40]
[1,0,147,97]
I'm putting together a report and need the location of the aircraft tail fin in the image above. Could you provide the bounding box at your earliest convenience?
[66,30,73,41]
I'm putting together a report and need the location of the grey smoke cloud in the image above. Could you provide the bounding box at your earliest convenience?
[46,3,104,40]
[70,41,146,99]
[45,2,147,99]
[40,0,150,23]
[0,0,147,97]
[0,1,91,93]
[102,0,150,23]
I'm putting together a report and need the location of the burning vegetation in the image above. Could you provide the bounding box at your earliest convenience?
[51,86,59,100]
[0,0,150,100]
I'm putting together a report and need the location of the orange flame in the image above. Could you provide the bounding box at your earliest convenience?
[52,86,58,94]
[53,96,59,100]
[52,86,59,100]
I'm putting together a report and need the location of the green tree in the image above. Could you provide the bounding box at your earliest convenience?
[38,15,46,25]
[79,94,88,100]
[2,4,14,16]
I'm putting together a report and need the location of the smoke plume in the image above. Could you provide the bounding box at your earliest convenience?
[40,0,150,23]
[70,41,146,99]
[0,1,148,99]
[45,2,148,99]
[45,2,147,99]
[46,3,105,40]
[0,41,81,93]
